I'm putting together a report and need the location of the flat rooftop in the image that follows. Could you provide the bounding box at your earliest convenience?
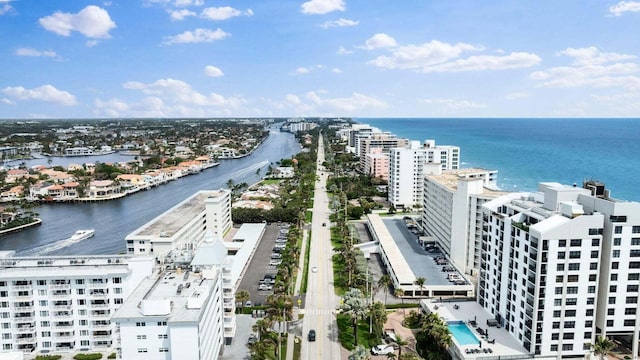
[129,190,226,238]
[383,218,461,286]
[427,168,505,195]
[0,254,136,277]
[114,269,218,323]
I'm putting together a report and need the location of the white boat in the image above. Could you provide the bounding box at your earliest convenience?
[69,229,95,241]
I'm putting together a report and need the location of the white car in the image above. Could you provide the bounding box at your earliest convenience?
[371,344,396,355]
[270,259,282,266]
[311,266,318,273]
[258,284,273,291]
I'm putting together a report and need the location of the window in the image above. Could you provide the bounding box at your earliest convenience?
[586,309,594,316]
[607,320,614,326]
[136,322,146,327]
[562,344,573,351]
[591,251,599,258]
[591,238,600,246]
[113,277,122,284]
[563,333,574,340]
[585,320,593,327]
[81,340,90,346]
[556,275,564,282]
[553,310,561,318]
[565,310,576,317]
[552,333,559,340]
[159,348,169,353]
[631,250,640,257]
[555,287,563,295]
[611,274,618,281]
[558,252,566,259]
[41,321,50,327]
[37,280,46,286]
[625,319,636,326]
[613,250,621,258]
[588,286,596,294]
[585,332,592,339]
[615,226,623,234]
[611,216,627,223]
[627,285,639,292]
[570,239,582,247]
[114,298,123,304]
[589,274,597,281]
[633,226,640,233]
[566,298,577,306]
[626,296,638,304]
[559,240,566,247]
[553,322,560,329]
[633,238,640,246]
[39,300,48,306]
[609,297,616,304]
[567,287,578,294]
[557,264,565,271]
[77,289,84,295]
[568,263,580,271]
[568,275,579,282]
[625,308,636,315]
[591,262,599,270]
[158,334,168,339]
[610,285,617,292]
[157,321,167,326]
[76,279,84,285]
[551,345,558,352]
[554,299,562,306]
[608,309,615,315]
[564,321,575,328]
[137,335,147,340]
[614,238,622,246]
[137,349,148,353]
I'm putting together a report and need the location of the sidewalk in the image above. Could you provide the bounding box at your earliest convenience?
[286,228,309,360]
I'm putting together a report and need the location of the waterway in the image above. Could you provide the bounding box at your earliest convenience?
[0,128,301,256]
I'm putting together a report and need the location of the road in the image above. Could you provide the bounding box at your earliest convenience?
[301,131,342,360]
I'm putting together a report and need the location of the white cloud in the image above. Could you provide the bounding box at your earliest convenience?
[85,40,99,47]
[39,5,116,39]
[2,84,77,106]
[174,0,203,7]
[304,91,387,113]
[362,33,397,50]
[163,28,229,45]
[0,4,12,15]
[337,46,353,55]
[332,68,342,73]
[201,6,253,21]
[320,18,359,28]
[285,94,301,105]
[301,0,345,15]
[291,64,327,75]
[369,40,479,69]
[419,98,487,110]
[204,65,224,77]
[295,67,311,74]
[97,78,246,117]
[530,46,640,90]
[15,48,59,59]
[559,47,636,66]
[505,92,529,100]
[420,52,541,73]
[609,1,640,16]
[169,9,196,21]
[1,98,16,105]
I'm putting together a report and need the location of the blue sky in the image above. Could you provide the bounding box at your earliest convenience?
[1,0,639,118]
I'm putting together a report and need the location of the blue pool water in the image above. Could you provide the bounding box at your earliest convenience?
[447,321,480,345]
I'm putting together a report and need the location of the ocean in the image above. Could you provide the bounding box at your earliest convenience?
[357,118,639,202]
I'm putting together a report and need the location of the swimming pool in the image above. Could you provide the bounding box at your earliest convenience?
[447,321,480,345]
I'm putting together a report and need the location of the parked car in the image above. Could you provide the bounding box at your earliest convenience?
[258,284,273,291]
[308,329,316,342]
[271,253,282,259]
[269,259,282,266]
[371,344,396,355]
[247,334,258,344]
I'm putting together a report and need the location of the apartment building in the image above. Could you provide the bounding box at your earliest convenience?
[421,167,500,274]
[126,189,231,259]
[388,140,460,210]
[357,133,408,172]
[479,181,640,358]
[0,253,153,355]
[363,148,389,181]
[113,242,225,360]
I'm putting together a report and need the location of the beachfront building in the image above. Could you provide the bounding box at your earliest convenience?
[388,140,461,210]
[0,252,154,355]
[479,181,640,358]
[114,239,225,360]
[363,148,390,181]
[357,133,408,173]
[421,167,500,274]
[125,189,231,259]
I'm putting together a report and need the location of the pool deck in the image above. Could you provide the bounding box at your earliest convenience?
[421,299,532,359]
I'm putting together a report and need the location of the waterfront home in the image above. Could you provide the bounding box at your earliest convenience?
[178,160,204,174]
[44,184,64,198]
[87,179,121,199]
[67,163,84,171]
[29,181,54,199]
[116,174,146,191]
[272,166,294,178]
[1,186,24,202]
[232,199,275,211]
[5,169,30,183]
[62,182,79,198]
[39,168,76,183]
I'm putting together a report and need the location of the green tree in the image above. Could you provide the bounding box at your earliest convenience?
[369,301,387,342]
[340,288,368,347]
[378,275,392,307]
[394,334,409,358]
[591,336,615,360]
[414,277,426,298]
[236,289,250,313]
[394,288,405,315]
[348,345,370,360]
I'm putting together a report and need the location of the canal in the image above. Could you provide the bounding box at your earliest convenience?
[0,128,301,256]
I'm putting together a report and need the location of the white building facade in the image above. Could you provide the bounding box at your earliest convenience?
[388,140,460,210]
[0,253,153,355]
[479,182,640,358]
[422,167,500,274]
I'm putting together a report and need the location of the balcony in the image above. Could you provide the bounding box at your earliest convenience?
[13,306,34,312]
[53,312,73,318]
[49,284,70,290]
[54,322,74,329]
[88,282,107,289]
[15,326,35,334]
[12,285,32,291]
[89,292,108,298]
[16,337,36,344]
[51,293,70,299]
[14,316,34,323]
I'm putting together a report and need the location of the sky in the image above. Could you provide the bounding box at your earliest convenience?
[1,0,640,119]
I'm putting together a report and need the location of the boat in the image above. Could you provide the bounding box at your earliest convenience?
[69,229,95,241]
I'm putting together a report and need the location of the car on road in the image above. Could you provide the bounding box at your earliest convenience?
[311,266,318,273]
[307,329,316,342]
[258,284,273,291]
[271,253,282,259]
[322,222,326,227]
[371,344,396,355]
[269,259,282,266]
[247,334,258,345]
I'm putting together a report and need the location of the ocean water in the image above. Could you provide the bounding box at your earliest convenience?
[359,118,639,202]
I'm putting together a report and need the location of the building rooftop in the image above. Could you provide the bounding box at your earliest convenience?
[113,269,218,323]
[427,168,504,195]
[129,190,227,239]
[0,253,137,277]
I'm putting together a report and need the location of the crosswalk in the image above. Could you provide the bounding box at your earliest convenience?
[299,308,335,316]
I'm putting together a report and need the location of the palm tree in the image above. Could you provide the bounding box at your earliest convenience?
[414,277,426,298]
[369,301,388,342]
[386,353,397,360]
[394,334,409,358]
[378,274,392,307]
[348,345,370,360]
[394,288,405,316]
[236,289,250,313]
[340,288,368,346]
[591,336,616,360]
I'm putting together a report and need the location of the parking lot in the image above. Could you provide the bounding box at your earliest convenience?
[236,223,290,306]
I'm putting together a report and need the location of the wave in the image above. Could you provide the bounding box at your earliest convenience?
[224,160,269,180]
[19,233,93,256]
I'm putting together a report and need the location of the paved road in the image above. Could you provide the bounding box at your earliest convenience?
[301,132,342,360]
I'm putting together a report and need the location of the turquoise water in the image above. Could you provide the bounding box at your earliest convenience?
[447,321,480,345]
[359,118,640,202]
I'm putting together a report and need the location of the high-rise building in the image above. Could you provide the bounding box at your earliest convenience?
[388,140,460,210]
[422,167,500,274]
[363,148,390,181]
[479,181,640,357]
[0,253,154,354]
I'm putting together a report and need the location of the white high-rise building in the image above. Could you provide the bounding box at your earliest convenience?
[126,189,231,258]
[422,167,500,274]
[114,238,225,360]
[479,181,640,358]
[0,253,154,355]
[389,140,460,210]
